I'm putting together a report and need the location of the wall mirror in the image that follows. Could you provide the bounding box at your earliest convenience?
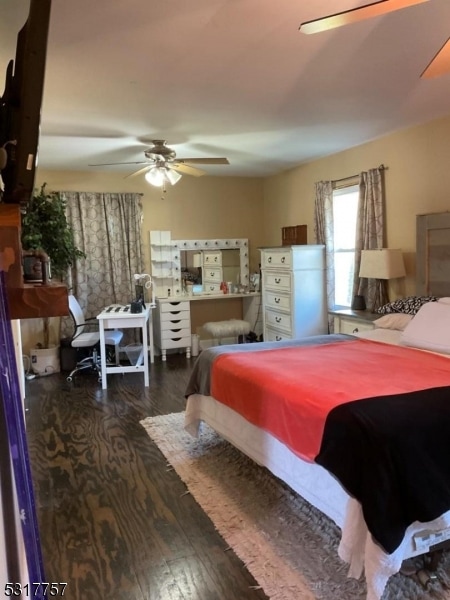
[149,232,249,297]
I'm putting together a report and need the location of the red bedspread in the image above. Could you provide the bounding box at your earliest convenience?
[210,338,450,461]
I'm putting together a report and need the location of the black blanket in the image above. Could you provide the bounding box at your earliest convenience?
[315,385,450,554]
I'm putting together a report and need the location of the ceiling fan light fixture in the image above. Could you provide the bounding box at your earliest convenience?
[145,166,182,187]
[165,168,182,185]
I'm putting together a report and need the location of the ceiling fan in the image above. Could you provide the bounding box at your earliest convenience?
[89,140,230,187]
[299,0,450,79]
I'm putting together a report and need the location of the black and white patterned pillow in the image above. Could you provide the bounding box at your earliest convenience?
[376,296,438,315]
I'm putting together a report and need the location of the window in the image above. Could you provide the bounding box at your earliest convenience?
[333,185,359,307]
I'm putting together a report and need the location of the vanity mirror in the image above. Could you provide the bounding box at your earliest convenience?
[149,231,249,297]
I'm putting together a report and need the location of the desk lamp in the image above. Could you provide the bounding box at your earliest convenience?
[359,249,406,311]
[133,273,156,307]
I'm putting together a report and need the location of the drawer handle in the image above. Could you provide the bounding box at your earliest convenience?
[281,256,285,263]
[274,297,280,304]
[275,277,281,284]
[275,316,281,323]
[170,320,181,324]
[268,256,272,263]
[214,257,218,262]
[170,329,182,333]
[209,272,215,277]
[169,311,181,315]
[276,335,282,341]
[352,327,359,333]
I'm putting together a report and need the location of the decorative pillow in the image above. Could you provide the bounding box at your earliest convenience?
[400,302,450,354]
[376,295,438,315]
[373,314,413,331]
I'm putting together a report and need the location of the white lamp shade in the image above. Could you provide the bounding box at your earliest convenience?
[145,166,182,187]
[192,253,202,268]
[359,249,406,279]
[165,168,182,185]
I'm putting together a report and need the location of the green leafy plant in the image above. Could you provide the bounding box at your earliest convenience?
[21,183,85,279]
[21,183,86,348]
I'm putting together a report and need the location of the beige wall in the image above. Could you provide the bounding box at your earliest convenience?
[262,114,450,296]
[35,170,265,274]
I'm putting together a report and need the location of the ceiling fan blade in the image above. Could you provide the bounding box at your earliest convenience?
[124,165,151,179]
[176,157,230,165]
[171,163,206,177]
[299,0,428,34]
[89,161,149,166]
[421,37,450,79]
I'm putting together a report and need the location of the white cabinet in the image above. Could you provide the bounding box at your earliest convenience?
[260,245,327,341]
[149,230,181,297]
[154,299,191,361]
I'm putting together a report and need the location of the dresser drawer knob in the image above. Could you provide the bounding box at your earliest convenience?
[276,335,282,341]
[281,256,286,263]
[274,297,280,304]
[275,316,281,323]
[268,256,272,263]
[275,277,281,284]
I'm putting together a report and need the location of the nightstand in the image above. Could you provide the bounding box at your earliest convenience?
[329,308,379,335]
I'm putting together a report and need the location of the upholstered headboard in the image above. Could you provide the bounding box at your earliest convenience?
[416,212,450,297]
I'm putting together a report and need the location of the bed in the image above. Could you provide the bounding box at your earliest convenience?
[184,299,450,600]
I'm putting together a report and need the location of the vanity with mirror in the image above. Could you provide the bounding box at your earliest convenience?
[149,231,262,359]
[149,230,250,297]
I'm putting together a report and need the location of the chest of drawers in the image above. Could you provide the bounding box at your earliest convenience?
[154,299,191,361]
[202,250,240,291]
[260,245,327,342]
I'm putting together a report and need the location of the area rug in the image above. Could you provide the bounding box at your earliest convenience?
[140,412,450,600]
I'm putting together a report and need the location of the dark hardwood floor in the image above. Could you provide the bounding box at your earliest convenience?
[24,355,268,600]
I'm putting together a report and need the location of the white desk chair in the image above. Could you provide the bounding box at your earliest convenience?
[66,295,123,382]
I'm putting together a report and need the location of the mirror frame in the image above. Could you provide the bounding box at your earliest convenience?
[149,231,249,297]
[173,238,249,295]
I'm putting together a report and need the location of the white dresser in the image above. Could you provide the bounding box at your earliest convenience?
[260,245,327,341]
[153,299,191,361]
[202,249,240,293]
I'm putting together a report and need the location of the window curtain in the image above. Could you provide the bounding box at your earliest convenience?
[314,180,334,326]
[352,167,385,311]
[60,192,144,329]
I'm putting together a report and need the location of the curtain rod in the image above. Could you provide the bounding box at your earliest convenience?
[332,163,387,184]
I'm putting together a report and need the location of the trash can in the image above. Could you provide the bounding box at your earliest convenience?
[60,339,78,372]
[125,343,143,365]
[191,334,199,357]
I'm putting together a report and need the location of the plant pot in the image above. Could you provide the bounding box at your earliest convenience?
[30,346,60,376]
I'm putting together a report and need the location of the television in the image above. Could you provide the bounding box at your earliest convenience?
[0,0,52,205]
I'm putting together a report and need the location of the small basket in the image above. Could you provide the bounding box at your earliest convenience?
[125,343,143,366]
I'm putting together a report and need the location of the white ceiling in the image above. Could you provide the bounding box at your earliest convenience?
[2,0,450,178]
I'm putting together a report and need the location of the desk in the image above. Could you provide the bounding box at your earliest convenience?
[97,304,154,389]
[154,293,261,360]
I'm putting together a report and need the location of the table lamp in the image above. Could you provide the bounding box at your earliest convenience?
[193,253,202,281]
[359,248,406,311]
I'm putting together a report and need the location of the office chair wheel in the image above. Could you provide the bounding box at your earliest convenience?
[66,375,73,382]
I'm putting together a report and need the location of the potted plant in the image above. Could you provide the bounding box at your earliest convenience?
[21,183,85,371]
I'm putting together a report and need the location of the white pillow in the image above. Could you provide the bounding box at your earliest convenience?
[438,297,450,305]
[374,314,413,331]
[401,302,450,354]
